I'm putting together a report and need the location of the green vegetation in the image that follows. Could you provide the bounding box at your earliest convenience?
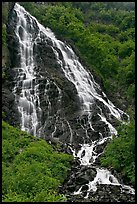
[2,121,73,202]
[2,24,7,47]
[100,121,135,187]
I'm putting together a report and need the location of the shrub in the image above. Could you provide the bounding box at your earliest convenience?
[2,121,73,202]
[100,121,135,186]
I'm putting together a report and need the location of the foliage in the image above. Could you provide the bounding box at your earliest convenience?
[118,40,135,58]
[2,24,7,47]
[2,121,73,202]
[100,121,135,186]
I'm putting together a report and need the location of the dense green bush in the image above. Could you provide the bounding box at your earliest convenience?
[100,121,135,186]
[2,24,7,47]
[2,121,73,202]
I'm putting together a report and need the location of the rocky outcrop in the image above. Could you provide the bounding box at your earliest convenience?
[6,5,81,142]
[2,87,20,126]
[57,142,135,202]
[64,184,135,202]
[58,155,135,202]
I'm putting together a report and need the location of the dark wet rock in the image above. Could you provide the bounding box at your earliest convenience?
[2,87,20,127]
[121,112,129,122]
[66,185,76,193]
[63,183,135,202]
[85,167,97,180]
[81,184,89,192]
[88,184,135,202]
[75,175,89,185]
[108,167,124,184]
[95,139,109,155]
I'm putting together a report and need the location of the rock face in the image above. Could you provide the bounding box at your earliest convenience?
[6,3,81,142]
[2,87,20,126]
[4,3,134,202]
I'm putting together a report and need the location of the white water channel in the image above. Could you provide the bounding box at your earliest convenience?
[13,3,43,136]
[13,3,135,198]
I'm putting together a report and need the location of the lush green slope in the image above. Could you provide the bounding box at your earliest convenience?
[2,121,73,202]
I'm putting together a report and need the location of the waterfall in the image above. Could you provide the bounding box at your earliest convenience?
[12,3,43,136]
[11,3,134,201]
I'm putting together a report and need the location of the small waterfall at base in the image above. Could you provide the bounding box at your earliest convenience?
[11,3,134,202]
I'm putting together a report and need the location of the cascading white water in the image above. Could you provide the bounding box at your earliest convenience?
[13,3,42,136]
[12,3,134,199]
[35,18,134,196]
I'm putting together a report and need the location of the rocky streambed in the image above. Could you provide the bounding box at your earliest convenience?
[58,143,135,202]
